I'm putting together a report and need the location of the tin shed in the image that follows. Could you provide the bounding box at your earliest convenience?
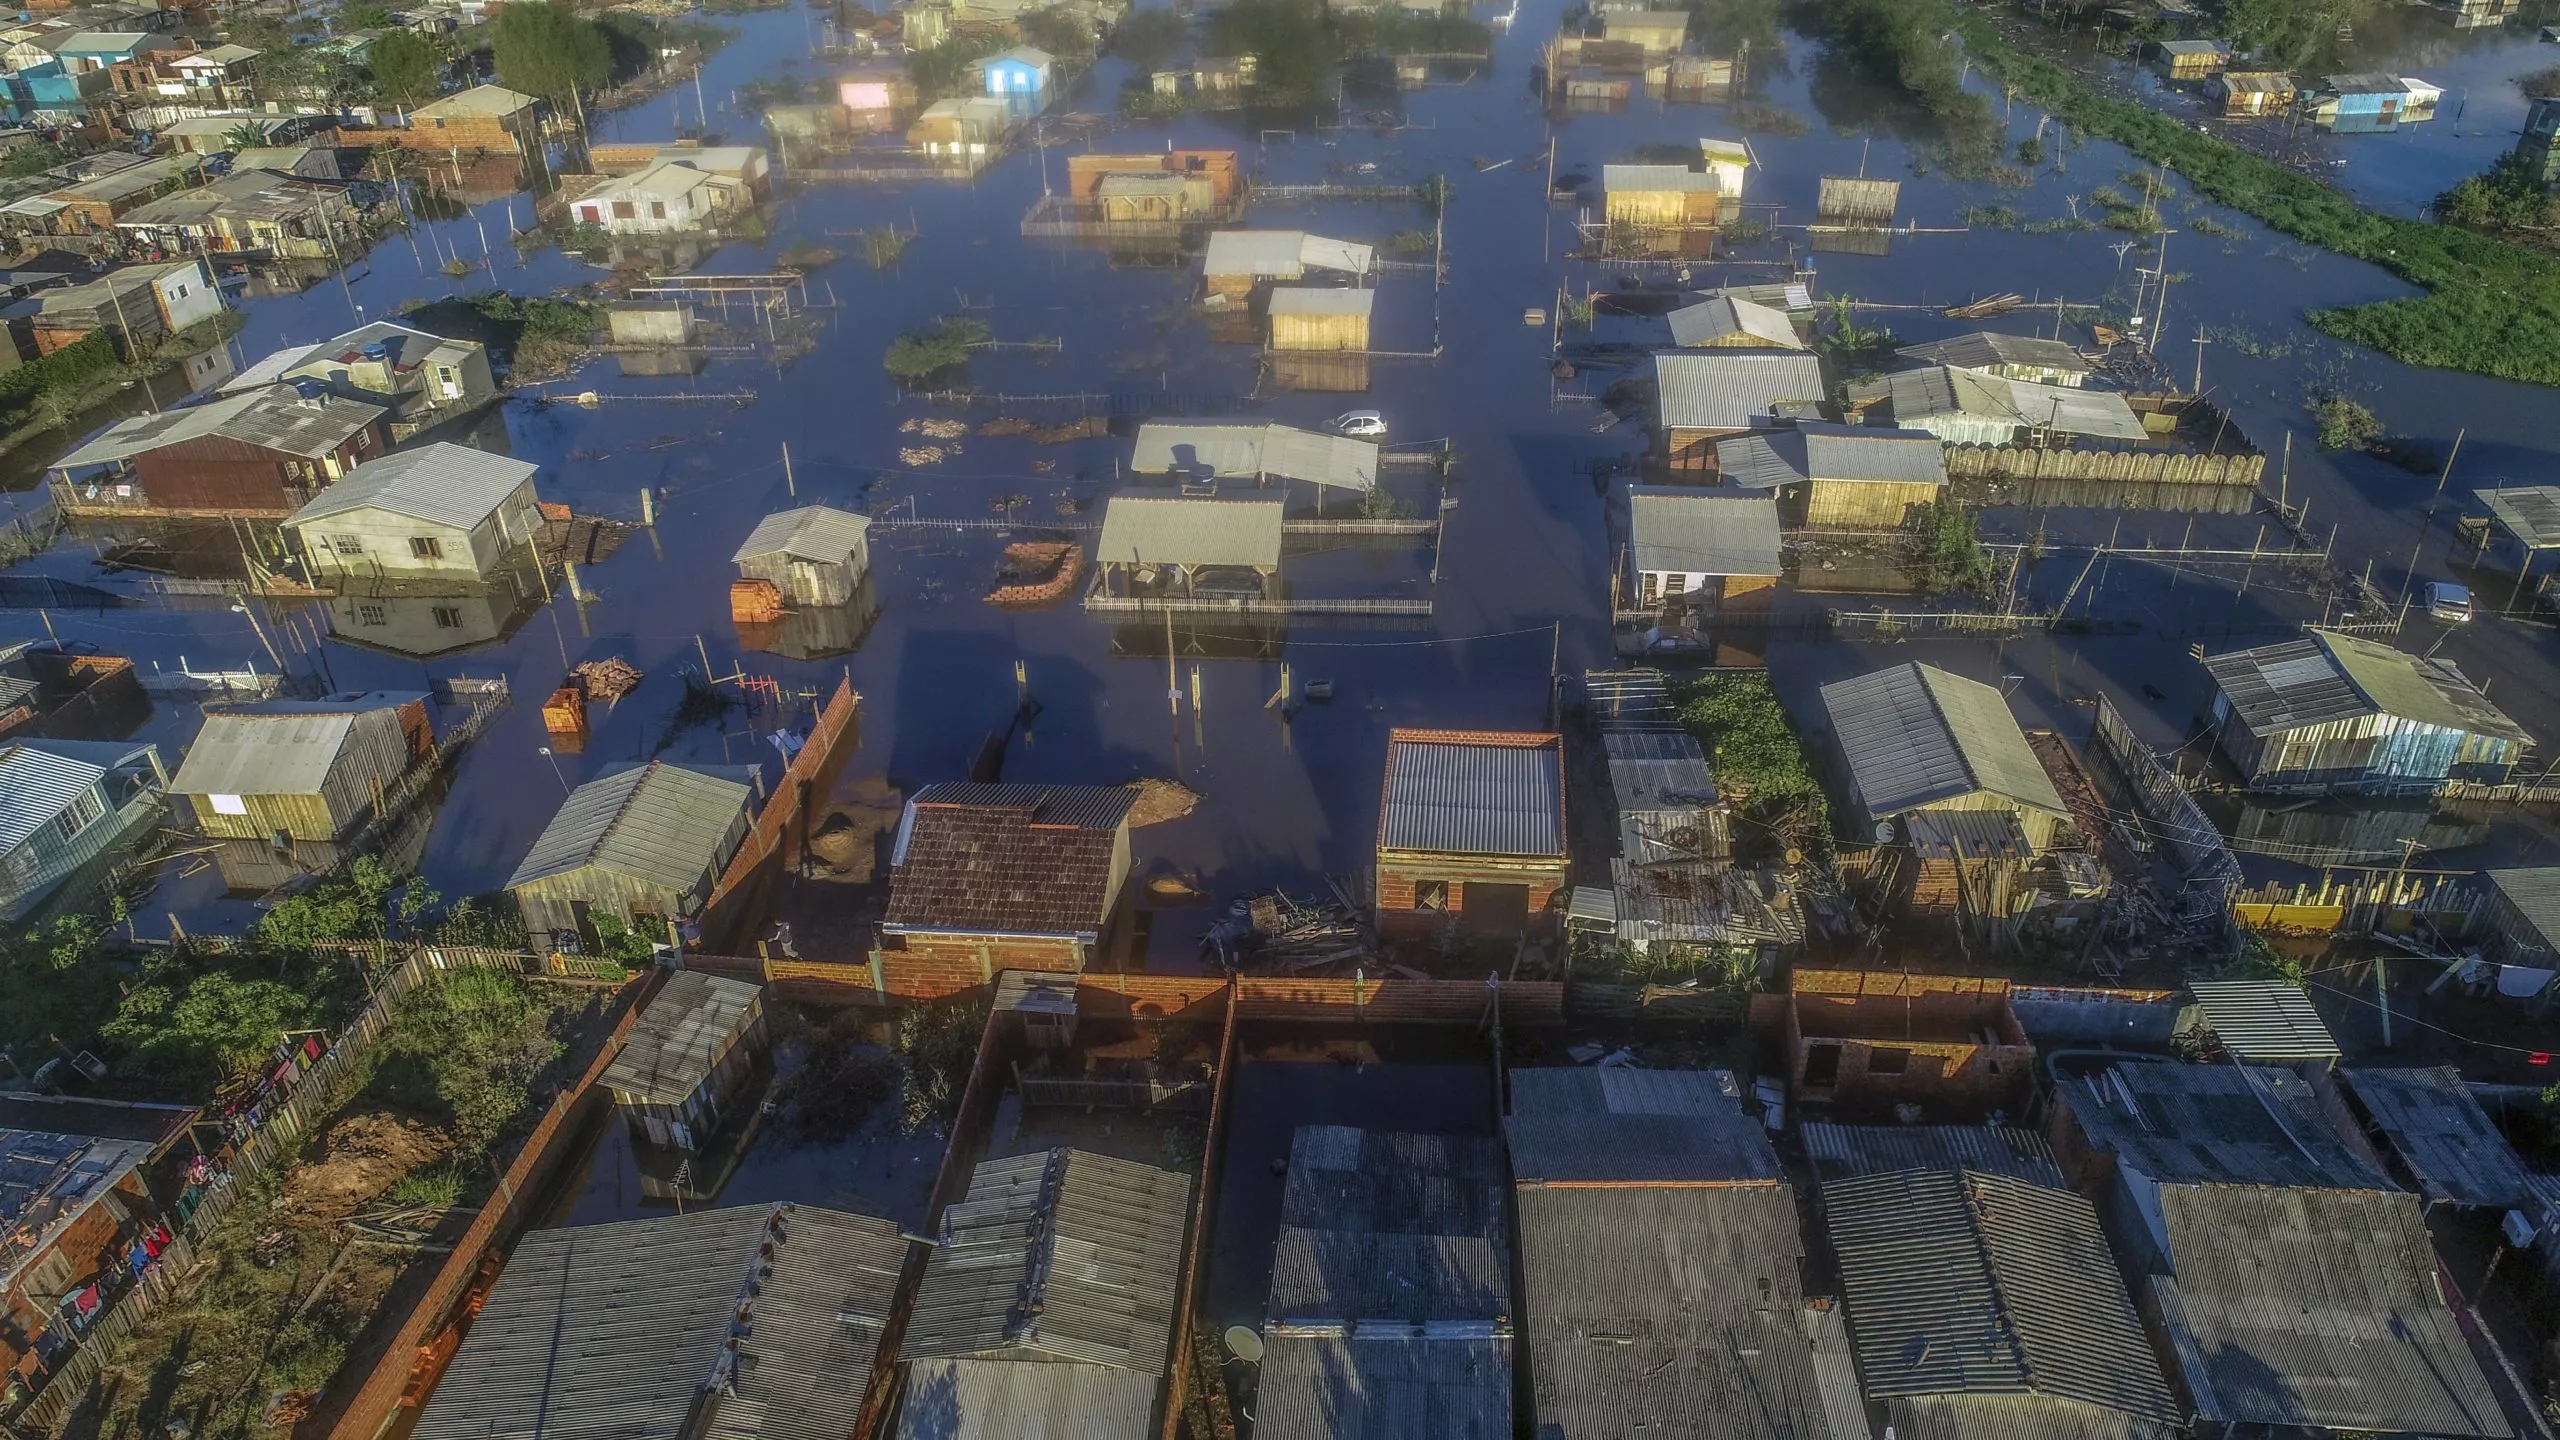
[731,505,873,607]
[1265,286,1372,351]
[603,970,766,1152]
[1819,662,2069,854]
[1601,164,1720,230]
[1374,728,1569,938]
[170,692,430,843]
[1717,422,1947,529]
[505,761,754,940]
[2153,38,2230,78]
[2209,69,2296,116]
[2202,630,2527,794]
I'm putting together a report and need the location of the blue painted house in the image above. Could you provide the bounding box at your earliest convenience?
[980,45,1053,99]
[2202,630,2530,795]
[2,61,103,124]
[2312,72,2411,131]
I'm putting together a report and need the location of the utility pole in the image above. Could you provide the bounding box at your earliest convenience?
[2398,427,2464,599]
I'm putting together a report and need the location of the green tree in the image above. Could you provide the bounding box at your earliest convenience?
[1112,7,1187,72]
[368,29,445,107]
[361,967,562,1151]
[1205,0,1335,98]
[0,140,70,177]
[883,315,990,381]
[492,1,612,108]
[340,1,398,30]
[222,121,270,151]
[1016,5,1095,61]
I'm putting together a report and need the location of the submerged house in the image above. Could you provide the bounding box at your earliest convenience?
[410,1205,905,1440]
[1507,1068,1836,1438]
[2202,629,2528,794]
[1623,487,1780,616]
[404,83,541,155]
[979,44,1052,98]
[896,1148,1190,1439]
[1850,365,2147,445]
[879,782,1141,973]
[569,157,755,235]
[1200,229,1372,298]
[1717,422,1946,530]
[1258,1127,1512,1439]
[505,761,755,944]
[170,692,430,846]
[731,505,873,607]
[221,320,496,434]
[1665,290,1801,349]
[24,258,223,357]
[1820,663,2072,917]
[2313,72,2424,130]
[1697,137,1752,196]
[1266,286,1372,352]
[2056,1062,2505,1437]
[2208,69,2295,117]
[1374,728,1568,938]
[47,383,388,519]
[602,970,766,1154]
[1651,352,1829,470]
[1600,8,1686,52]
[1092,490,1284,602]
[1894,331,2092,388]
[0,738,163,921]
[907,96,1011,163]
[1130,420,1377,493]
[283,444,541,583]
[2151,37,2229,78]
[1601,163,1719,231]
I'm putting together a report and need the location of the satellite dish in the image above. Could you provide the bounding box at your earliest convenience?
[1874,821,1896,843]
[1223,1326,1265,1363]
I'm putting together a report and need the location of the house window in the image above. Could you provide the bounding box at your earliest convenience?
[357,603,387,626]
[1866,1047,1911,1075]
[354,431,371,452]
[431,605,462,629]
[170,283,187,298]
[409,536,443,560]
[332,534,362,555]
[649,201,666,219]
[1415,879,1448,911]
[54,788,104,841]
[612,201,636,220]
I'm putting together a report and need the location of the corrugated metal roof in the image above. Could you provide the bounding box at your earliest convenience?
[1825,1169,2176,1423]
[2185,979,2341,1060]
[1652,352,1828,431]
[732,505,872,566]
[169,699,409,800]
[1799,1123,2062,1185]
[895,1358,1159,1440]
[0,740,140,855]
[2478,485,2560,549]
[1583,668,1684,732]
[415,82,537,117]
[1896,332,2092,375]
[1905,808,2033,861]
[2321,629,2525,739]
[1129,421,1377,492]
[1201,229,1372,278]
[1254,1334,1511,1440]
[1627,487,1782,576]
[411,1205,906,1440]
[1666,292,1801,348]
[1857,367,2147,441]
[1377,729,1564,857]
[602,972,761,1106]
[2064,1062,2391,1189]
[1602,728,1717,813]
[2341,1066,2533,1209]
[2489,866,2560,947]
[505,762,753,894]
[1507,1065,1777,1182]
[286,442,536,531]
[1269,1126,1509,1324]
[53,385,385,469]
[1603,163,1717,193]
[902,1148,1189,1373]
[2152,1185,2504,1435]
[1820,663,2066,823]
[1095,491,1284,569]
[1267,286,1373,317]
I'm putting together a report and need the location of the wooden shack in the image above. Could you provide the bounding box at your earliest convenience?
[1374,730,1569,940]
[505,761,754,944]
[1601,9,1688,54]
[730,505,873,607]
[2202,630,2528,795]
[1267,286,1373,351]
[1716,422,1947,530]
[2153,38,2231,80]
[602,971,767,1152]
[1601,164,1720,231]
[2209,70,2296,116]
[169,692,431,844]
[1816,176,1900,226]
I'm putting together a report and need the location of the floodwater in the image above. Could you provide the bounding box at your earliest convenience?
[13,0,2560,939]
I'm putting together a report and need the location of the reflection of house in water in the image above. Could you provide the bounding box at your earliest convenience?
[604,970,768,1201]
[2218,794,2488,865]
[0,639,150,743]
[1266,351,1371,392]
[735,574,882,661]
[0,738,164,921]
[324,578,544,659]
[1257,1127,1512,1438]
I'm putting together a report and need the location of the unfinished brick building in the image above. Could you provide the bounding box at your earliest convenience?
[1780,969,2035,1119]
[1373,729,1569,941]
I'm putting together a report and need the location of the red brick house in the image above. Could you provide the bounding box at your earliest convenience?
[1374,729,1569,939]
[877,782,1140,984]
[47,384,388,518]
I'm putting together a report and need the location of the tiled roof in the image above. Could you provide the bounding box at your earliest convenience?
[882,783,1137,937]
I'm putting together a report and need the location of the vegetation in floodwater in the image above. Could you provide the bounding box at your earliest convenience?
[1806,0,2002,173]
[884,315,993,382]
[2014,135,2044,167]
[1720,215,1768,243]
[1393,229,1434,255]
[2185,213,2243,240]
[1205,0,1338,99]
[1670,673,1831,860]
[2120,168,2175,201]
[860,226,914,268]
[1338,8,1491,55]
[1944,2,2560,384]
[1729,100,1810,134]
[2436,153,2560,238]
[1962,203,2021,230]
[1810,295,1898,380]
[1912,499,1991,597]
[1559,290,1597,327]
[407,292,602,377]
[2021,215,2096,234]
[2310,392,2383,451]
[2520,64,2560,100]
[1415,172,1453,214]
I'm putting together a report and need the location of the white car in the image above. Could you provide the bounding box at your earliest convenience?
[2425,581,2473,623]
[1333,410,1387,438]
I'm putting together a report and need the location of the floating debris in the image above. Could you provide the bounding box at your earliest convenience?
[571,657,643,703]
[899,445,947,467]
[1127,777,1200,827]
[984,541,1081,607]
[900,417,969,439]
[1201,886,1370,973]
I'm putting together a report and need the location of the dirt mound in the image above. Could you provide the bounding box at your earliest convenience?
[803,773,904,881]
[282,1114,451,1224]
[1127,777,1199,827]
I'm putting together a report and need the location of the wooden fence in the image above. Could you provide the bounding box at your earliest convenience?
[1943,442,2265,487]
[11,946,626,1437]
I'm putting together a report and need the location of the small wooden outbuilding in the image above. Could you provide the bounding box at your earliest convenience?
[1816,176,1900,226]
[170,692,431,844]
[1601,164,1720,231]
[731,505,873,607]
[1717,422,1948,530]
[1267,287,1373,352]
[2153,39,2231,79]
[506,761,755,944]
[603,970,767,1152]
[2209,70,2296,117]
